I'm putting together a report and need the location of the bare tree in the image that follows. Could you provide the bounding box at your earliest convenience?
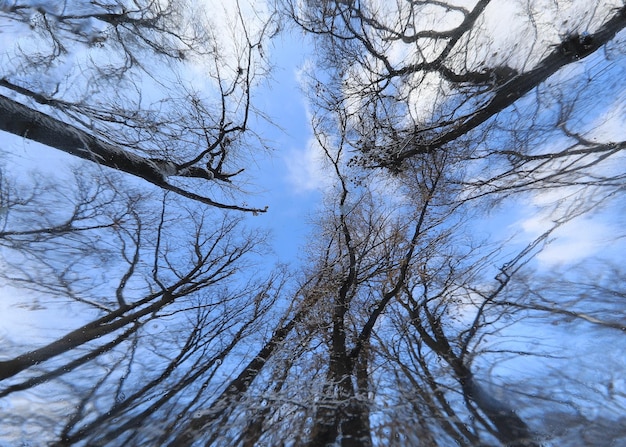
[167,5,625,432]
[281,0,626,190]
[2,1,626,446]
[235,2,626,446]
[0,2,280,444]
[0,163,282,445]
[0,0,273,212]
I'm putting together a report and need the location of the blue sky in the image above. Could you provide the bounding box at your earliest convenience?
[2,0,624,328]
[242,0,626,270]
[0,10,319,266]
[0,15,319,387]
[1,2,626,445]
[3,1,620,269]
[240,31,322,264]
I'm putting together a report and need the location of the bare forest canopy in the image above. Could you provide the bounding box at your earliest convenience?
[0,0,270,213]
[1,1,625,446]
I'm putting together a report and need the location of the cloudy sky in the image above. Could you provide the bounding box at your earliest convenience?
[2,0,622,270]
[1,0,623,335]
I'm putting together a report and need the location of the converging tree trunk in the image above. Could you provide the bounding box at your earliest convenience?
[2,1,626,446]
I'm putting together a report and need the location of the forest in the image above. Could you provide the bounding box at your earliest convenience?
[1,1,625,446]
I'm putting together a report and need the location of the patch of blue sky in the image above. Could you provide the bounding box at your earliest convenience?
[241,30,323,264]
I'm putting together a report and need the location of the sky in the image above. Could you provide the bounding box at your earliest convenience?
[242,32,323,263]
[250,0,626,270]
[1,1,623,341]
[0,2,319,357]
[1,2,626,444]
[2,0,621,268]
[1,3,622,364]
[0,0,318,264]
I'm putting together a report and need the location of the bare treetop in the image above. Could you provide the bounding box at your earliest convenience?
[0,0,274,212]
[285,0,626,172]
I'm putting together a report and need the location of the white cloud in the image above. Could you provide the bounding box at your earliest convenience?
[532,217,613,265]
[516,186,623,267]
[284,137,333,193]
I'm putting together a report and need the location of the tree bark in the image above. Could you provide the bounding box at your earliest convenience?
[166,313,301,447]
[0,94,266,212]
[0,94,167,184]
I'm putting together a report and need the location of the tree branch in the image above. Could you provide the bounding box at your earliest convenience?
[0,94,266,213]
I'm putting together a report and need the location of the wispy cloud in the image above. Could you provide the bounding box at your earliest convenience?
[284,137,333,193]
[517,186,623,267]
[523,215,615,265]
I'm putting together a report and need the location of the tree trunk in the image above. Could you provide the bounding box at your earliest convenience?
[458,366,539,447]
[0,94,166,185]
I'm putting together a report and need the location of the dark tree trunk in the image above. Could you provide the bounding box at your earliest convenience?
[0,94,266,212]
[0,94,166,185]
